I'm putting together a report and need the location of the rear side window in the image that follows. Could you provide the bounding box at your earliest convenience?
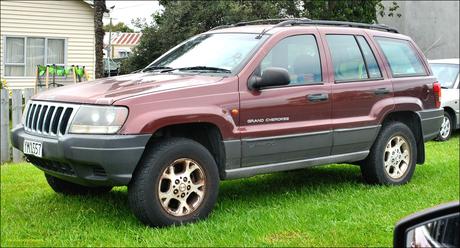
[327,35,371,81]
[375,37,426,77]
[356,36,382,78]
[259,35,322,85]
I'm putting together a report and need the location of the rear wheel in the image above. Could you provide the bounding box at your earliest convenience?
[45,173,112,195]
[361,122,417,185]
[436,112,453,141]
[128,138,219,227]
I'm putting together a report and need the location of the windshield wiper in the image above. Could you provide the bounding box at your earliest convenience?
[441,86,449,89]
[162,66,231,73]
[142,66,173,72]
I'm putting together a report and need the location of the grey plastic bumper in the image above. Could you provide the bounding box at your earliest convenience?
[417,108,444,141]
[11,126,150,186]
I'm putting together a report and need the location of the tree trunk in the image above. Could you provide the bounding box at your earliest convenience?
[94,0,107,79]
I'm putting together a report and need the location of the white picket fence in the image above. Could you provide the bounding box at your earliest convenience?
[0,88,34,164]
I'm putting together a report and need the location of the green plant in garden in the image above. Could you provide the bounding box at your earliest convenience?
[0,78,7,90]
[122,0,400,73]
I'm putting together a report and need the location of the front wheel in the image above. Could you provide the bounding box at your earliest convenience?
[436,112,453,141]
[361,122,417,185]
[128,138,219,227]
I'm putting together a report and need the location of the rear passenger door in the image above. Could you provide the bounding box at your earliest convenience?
[321,32,394,155]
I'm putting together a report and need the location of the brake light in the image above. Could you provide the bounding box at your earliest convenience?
[433,82,441,108]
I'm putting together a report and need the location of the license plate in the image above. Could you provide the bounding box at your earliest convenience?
[23,140,43,158]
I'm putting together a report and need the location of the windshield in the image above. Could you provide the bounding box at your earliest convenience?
[430,63,459,88]
[147,33,267,73]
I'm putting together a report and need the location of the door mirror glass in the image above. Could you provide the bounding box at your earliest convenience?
[248,67,290,90]
[394,201,459,248]
[405,215,459,247]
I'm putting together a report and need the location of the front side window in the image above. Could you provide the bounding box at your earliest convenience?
[430,63,459,88]
[258,35,322,85]
[375,37,426,77]
[151,33,267,73]
[5,37,65,77]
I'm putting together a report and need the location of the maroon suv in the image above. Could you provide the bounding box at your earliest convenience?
[12,19,443,227]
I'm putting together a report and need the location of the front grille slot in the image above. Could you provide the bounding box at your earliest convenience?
[60,108,73,135]
[43,106,55,133]
[93,167,107,177]
[32,105,41,130]
[24,101,78,137]
[51,107,63,134]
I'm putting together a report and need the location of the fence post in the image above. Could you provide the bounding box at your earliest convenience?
[1,89,10,164]
[23,88,34,104]
[12,89,23,162]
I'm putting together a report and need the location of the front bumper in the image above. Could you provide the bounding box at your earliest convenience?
[417,108,444,141]
[12,126,150,186]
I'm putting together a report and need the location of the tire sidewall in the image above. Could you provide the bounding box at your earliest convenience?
[131,139,219,226]
[375,124,417,185]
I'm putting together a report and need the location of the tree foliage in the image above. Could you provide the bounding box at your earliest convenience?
[121,0,399,74]
[104,22,134,33]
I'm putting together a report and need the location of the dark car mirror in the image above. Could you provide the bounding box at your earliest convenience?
[248,67,290,90]
[394,201,459,248]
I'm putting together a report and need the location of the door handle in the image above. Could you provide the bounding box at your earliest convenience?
[374,88,390,95]
[307,93,329,102]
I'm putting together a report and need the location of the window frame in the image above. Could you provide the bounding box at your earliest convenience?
[3,35,67,78]
[253,34,324,90]
[374,36,428,78]
[325,34,384,84]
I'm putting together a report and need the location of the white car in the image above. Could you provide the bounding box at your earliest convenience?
[429,59,459,141]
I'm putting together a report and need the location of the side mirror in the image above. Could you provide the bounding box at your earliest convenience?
[394,201,459,248]
[248,67,290,90]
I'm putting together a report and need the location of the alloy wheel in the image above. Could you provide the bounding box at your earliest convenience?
[384,135,411,179]
[439,116,451,139]
[158,158,206,217]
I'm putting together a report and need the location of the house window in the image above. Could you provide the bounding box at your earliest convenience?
[118,50,131,58]
[4,37,66,77]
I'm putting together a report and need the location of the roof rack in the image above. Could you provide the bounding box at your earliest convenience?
[210,18,310,31]
[210,18,399,34]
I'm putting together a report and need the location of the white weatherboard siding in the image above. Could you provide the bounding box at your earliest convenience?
[0,0,95,89]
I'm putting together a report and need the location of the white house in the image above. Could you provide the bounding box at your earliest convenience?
[0,0,95,89]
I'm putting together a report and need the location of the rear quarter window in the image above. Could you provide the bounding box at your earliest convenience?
[375,37,427,77]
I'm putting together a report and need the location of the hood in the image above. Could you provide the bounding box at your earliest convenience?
[34,73,224,104]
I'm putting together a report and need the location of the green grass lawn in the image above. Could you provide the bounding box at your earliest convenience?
[1,135,459,247]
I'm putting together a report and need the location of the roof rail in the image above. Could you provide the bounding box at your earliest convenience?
[210,18,399,34]
[210,18,311,31]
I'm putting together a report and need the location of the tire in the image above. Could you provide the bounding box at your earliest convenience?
[45,173,112,195]
[436,112,453,141]
[361,122,417,185]
[128,138,219,227]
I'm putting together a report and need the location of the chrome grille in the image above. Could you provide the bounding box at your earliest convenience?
[24,101,79,137]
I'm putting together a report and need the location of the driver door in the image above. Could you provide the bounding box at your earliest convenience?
[238,33,332,167]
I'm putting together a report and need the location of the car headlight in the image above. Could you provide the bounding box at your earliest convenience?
[69,105,128,134]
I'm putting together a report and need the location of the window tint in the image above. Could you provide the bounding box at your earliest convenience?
[375,37,426,77]
[356,36,382,78]
[327,35,368,81]
[259,35,322,85]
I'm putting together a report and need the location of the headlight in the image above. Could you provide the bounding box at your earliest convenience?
[69,105,128,134]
